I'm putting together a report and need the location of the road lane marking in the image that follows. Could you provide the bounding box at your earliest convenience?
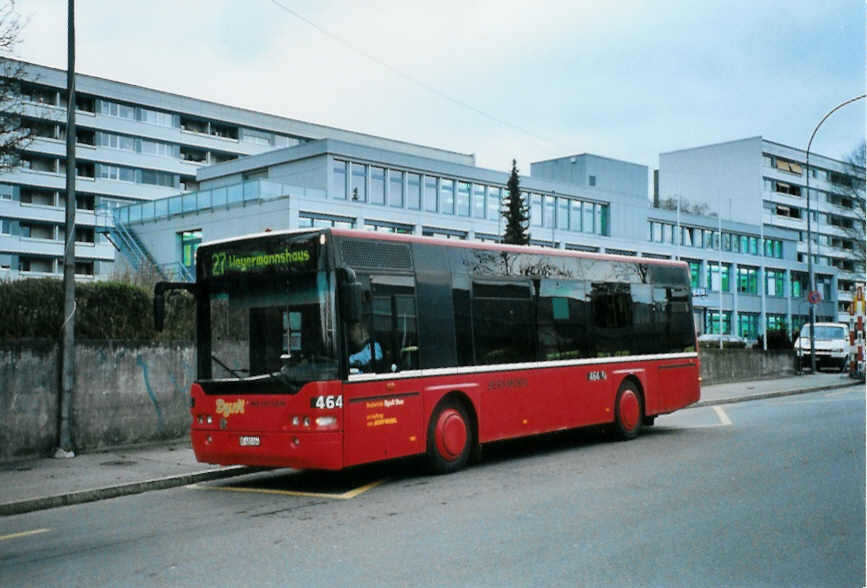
[193,478,386,500]
[0,528,51,541]
[713,406,733,426]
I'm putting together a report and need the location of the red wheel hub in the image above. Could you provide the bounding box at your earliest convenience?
[619,390,640,431]
[435,409,467,461]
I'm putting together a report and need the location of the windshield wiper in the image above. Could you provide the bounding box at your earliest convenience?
[211,354,244,380]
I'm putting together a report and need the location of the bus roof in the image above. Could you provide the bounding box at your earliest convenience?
[196,227,687,269]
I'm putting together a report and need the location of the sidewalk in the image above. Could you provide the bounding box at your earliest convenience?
[1,372,859,517]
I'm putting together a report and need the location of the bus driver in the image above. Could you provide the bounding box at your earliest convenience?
[348,321,382,372]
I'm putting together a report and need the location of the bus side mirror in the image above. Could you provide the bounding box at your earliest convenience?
[340,282,366,323]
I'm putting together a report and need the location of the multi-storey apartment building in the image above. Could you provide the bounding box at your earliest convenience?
[659,137,865,322]
[0,61,473,279]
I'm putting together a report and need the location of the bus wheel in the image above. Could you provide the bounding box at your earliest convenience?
[427,398,472,474]
[614,381,643,440]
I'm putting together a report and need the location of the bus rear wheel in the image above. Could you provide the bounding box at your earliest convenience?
[614,381,643,440]
[427,398,472,474]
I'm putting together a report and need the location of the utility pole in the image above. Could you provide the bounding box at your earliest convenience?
[56,0,76,458]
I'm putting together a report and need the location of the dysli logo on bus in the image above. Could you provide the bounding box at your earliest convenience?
[216,398,245,418]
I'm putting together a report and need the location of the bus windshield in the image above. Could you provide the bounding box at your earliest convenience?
[206,271,337,389]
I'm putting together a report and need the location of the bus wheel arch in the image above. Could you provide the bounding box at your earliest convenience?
[613,376,644,440]
[426,392,478,474]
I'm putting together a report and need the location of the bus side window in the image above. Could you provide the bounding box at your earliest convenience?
[370,276,419,373]
[471,280,535,365]
[537,279,591,361]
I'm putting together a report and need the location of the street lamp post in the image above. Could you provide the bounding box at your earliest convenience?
[804,94,865,372]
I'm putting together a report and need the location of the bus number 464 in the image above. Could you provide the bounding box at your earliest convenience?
[311,395,343,409]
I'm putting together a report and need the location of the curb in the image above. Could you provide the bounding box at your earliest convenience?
[694,380,856,408]
[0,466,250,517]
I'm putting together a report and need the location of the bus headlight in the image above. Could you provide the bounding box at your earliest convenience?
[315,416,337,428]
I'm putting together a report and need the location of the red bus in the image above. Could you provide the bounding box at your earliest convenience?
[155,228,700,474]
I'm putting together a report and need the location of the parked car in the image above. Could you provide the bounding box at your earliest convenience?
[794,322,849,371]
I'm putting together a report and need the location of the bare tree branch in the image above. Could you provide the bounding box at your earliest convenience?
[0,1,31,170]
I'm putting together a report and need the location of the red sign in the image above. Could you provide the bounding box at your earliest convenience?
[808,290,822,304]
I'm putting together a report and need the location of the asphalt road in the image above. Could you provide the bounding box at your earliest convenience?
[1,385,864,587]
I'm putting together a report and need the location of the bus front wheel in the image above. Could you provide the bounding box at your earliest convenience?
[427,398,472,474]
[614,381,643,440]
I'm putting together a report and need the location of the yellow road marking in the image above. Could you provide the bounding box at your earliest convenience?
[713,406,733,426]
[194,478,386,500]
[0,528,51,541]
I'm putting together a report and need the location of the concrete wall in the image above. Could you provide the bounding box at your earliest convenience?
[0,341,59,462]
[700,348,795,385]
[0,340,195,462]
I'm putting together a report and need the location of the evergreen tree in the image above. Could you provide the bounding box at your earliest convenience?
[502,159,529,245]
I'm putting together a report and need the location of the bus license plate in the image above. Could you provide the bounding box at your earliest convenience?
[239,436,260,447]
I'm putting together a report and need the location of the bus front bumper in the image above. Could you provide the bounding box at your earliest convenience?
[191,429,343,470]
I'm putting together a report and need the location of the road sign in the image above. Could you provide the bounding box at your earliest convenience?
[807,290,822,304]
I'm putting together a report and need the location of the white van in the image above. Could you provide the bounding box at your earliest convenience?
[795,322,849,371]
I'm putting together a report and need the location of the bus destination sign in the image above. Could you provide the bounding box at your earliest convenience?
[204,239,317,278]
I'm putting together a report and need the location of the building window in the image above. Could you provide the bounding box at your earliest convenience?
[139,107,175,128]
[737,266,758,294]
[556,198,569,230]
[179,229,202,271]
[687,261,701,289]
[766,314,787,332]
[299,212,355,229]
[364,219,413,234]
[456,181,470,217]
[774,158,803,175]
[423,176,437,212]
[487,187,502,220]
[588,175,596,186]
[738,313,759,339]
[764,239,783,258]
[775,181,801,197]
[350,163,367,202]
[765,269,785,297]
[439,178,454,214]
[388,169,404,208]
[538,194,552,228]
[531,194,543,227]
[370,166,385,205]
[422,226,466,240]
[705,310,731,335]
[406,173,421,210]
[472,184,486,219]
[707,263,730,292]
[570,200,582,232]
[241,128,274,146]
[332,160,347,200]
[790,272,808,298]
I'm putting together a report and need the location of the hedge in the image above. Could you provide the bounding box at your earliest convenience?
[0,278,194,341]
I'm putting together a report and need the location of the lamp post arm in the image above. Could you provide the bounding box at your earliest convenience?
[804,94,865,373]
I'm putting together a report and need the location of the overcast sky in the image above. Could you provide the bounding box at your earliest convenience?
[14,0,866,173]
